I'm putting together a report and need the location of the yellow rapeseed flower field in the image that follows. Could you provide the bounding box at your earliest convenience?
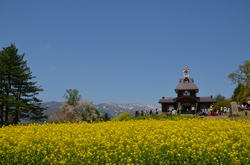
[0,118,250,164]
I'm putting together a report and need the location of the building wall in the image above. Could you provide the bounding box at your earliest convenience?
[161,102,214,113]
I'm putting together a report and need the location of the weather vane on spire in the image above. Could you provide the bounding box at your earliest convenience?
[183,65,190,78]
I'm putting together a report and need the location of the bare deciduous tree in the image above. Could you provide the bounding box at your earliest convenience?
[48,111,76,122]
[73,100,100,122]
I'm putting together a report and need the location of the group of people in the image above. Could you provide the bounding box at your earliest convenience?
[166,103,249,117]
[135,109,159,116]
[198,103,249,116]
[135,102,249,117]
[198,107,231,116]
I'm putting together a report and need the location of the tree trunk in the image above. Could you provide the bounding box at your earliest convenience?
[0,104,3,126]
[13,110,19,124]
[5,75,11,125]
[5,104,8,124]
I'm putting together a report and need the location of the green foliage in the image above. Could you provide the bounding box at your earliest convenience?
[112,112,132,121]
[0,44,45,125]
[64,89,81,106]
[231,83,250,103]
[228,60,250,103]
[214,94,231,109]
[215,94,226,102]
[103,113,110,121]
[214,100,231,109]
[228,60,250,86]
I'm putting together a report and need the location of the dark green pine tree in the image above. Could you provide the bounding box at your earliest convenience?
[0,57,5,124]
[0,44,45,125]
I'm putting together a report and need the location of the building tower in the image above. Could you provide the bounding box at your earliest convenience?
[159,66,216,114]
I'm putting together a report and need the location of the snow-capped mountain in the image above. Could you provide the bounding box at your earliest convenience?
[42,102,160,118]
[96,103,160,117]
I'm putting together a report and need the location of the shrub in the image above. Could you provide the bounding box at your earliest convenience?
[112,112,132,121]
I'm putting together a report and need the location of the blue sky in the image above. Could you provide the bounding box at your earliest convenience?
[0,0,249,105]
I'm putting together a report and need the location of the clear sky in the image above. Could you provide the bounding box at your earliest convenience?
[0,0,249,105]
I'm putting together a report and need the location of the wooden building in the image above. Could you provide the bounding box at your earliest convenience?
[159,66,216,114]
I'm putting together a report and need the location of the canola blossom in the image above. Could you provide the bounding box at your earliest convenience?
[0,118,250,164]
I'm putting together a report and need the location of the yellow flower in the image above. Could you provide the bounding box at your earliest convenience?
[0,118,249,164]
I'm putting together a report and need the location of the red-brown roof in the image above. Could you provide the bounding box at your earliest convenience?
[199,97,216,103]
[175,77,199,92]
[159,97,174,103]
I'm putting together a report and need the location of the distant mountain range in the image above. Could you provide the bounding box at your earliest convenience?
[42,102,160,118]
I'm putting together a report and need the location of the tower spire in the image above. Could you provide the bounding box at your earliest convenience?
[183,65,190,78]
